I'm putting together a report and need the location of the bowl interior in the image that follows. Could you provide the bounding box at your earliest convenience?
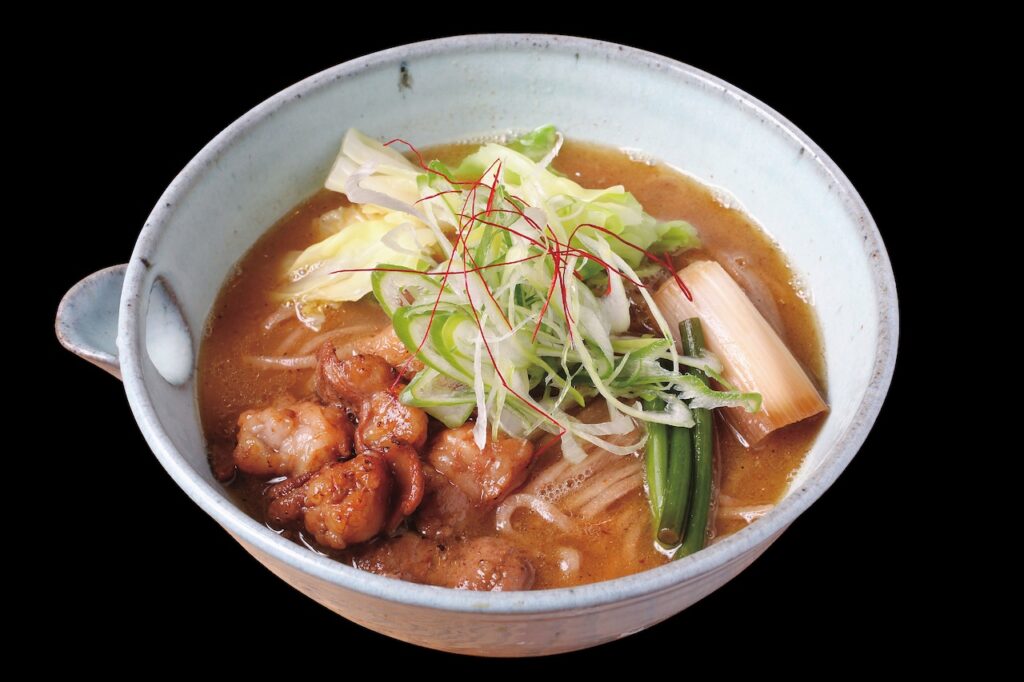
[124,36,893,589]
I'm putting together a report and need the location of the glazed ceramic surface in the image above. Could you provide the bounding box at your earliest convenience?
[56,34,898,656]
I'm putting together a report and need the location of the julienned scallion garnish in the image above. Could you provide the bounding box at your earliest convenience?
[278,125,760,480]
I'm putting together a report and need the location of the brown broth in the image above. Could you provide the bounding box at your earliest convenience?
[197,139,826,588]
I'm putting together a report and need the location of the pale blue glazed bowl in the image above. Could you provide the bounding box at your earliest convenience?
[56,35,897,656]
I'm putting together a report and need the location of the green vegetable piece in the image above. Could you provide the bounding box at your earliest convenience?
[643,398,669,529]
[675,318,715,559]
[507,124,559,161]
[658,423,693,547]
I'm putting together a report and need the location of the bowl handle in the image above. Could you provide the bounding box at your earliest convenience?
[55,264,126,380]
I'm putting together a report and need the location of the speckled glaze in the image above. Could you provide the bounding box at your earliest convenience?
[56,264,125,379]
[55,35,898,656]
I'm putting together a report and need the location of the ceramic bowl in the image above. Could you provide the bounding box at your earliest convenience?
[55,34,898,656]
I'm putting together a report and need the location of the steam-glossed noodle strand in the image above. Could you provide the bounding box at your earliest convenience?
[495,494,577,533]
[262,304,295,330]
[273,326,308,355]
[718,504,774,523]
[296,324,382,355]
[564,459,639,511]
[244,354,318,370]
[620,514,647,555]
[578,470,644,519]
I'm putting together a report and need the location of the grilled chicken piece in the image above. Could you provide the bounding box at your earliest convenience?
[234,401,351,477]
[426,424,535,506]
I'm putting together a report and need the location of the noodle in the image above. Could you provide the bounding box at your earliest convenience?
[244,355,318,370]
[495,494,577,533]
[296,324,381,355]
[718,504,774,523]
[565,459,639,511]
[262,305,295,330]
[272,326,308,355]
[620,515,647,554]
[577,471,644,518]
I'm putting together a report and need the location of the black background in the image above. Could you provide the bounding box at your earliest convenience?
[44,24,924,667]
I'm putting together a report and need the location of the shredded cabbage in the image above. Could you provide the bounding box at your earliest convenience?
[277,205,436,329]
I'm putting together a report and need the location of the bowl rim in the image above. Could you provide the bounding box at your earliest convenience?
[118,33,899,614]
